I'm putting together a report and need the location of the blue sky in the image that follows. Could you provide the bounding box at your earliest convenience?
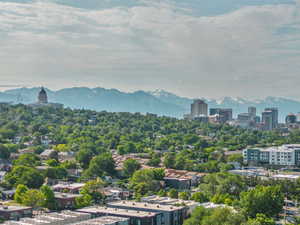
[0,0,300,99]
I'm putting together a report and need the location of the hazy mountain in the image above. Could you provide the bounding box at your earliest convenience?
[1,87,300,121]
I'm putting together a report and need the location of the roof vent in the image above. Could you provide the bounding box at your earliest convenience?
[157,205,160,208]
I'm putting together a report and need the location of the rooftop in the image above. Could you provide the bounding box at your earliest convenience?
[3,210,90,225]
[0,205,32,212]
[141,196,199,207]
[107,201,185,212]
[54,192,81,199]
[77,206,158,218]
[71,216,129,225]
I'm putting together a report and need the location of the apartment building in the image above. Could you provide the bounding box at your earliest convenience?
[243,144,300,166]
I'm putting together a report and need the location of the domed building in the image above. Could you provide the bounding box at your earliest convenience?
[38,87,48,104]
[29,87,63,109]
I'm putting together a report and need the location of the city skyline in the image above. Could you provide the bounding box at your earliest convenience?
[1,0,300,99]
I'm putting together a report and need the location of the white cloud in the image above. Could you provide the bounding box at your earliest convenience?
[0,0,300,98]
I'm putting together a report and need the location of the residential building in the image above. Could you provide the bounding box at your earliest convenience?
[71,216,129,225]
[3,210,91,225]
[141,196,199,216]
[77,206,161,225]
[40,149,57,160]
[0,205,32,221]
[52,182,85,194]
[54,192,81,209]
[164,169,205,189]
[191,99,208,118]
[106,201,186,225]
[243,144,300,166]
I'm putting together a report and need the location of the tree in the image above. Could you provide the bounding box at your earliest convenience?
[191,192,208,203]
[130,168,163,195]
[40,185,56,210]
[75,194,92,209]
[179,191,189,200]
[199,172,246,199]
[163,152,176,168]
[22,190,45,208]
[80,179,105,204]
[13,153,41,167]
[245,214,276,225]
[14,184,29,204]
[184,207,245,225]
[84,153,116,178]
[0,144,10,159]
[5,166,44,188]
[123,159,141,177]
[239,185,284,218]
[168,189,178,199]
[76,149,93,169]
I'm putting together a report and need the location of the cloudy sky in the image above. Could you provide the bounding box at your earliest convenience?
[1,0,300,99]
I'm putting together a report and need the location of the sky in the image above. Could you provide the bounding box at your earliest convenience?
[1,0,300,99]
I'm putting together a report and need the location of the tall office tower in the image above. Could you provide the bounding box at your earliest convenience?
[191,99,208,118]
[248,107,256,118]
[209,108,232,123]
[262,111,274,130]
[38,87,48,104]
[264,108,278,129]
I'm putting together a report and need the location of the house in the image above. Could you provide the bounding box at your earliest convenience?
[0,171,7,182]
[0,205,32,220]
[103,187,131,202]
[164,169,206,189]
[52,182,85,194]
[40,149,57,160]
[54,192,81,209]
[58,151,75,162]
[1,190,16,200]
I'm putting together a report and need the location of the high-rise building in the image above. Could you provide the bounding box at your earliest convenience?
[286,113,297,124]
[262,108,278,130]
[191,99,208,118]
[38,87,48,104]
[262,111,273,130]
[209,108,232,123]
[248,107,256,118]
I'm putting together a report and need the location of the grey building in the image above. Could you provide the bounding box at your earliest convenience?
[209,108,233,122]
[191,99,208,118]
[77,207,161,225]
[106,201,186,225]
[262,108,278,130]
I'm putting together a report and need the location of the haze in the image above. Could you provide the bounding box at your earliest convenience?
[0,0,300,99]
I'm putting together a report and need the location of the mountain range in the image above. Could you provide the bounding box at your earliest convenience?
[0,87,299,121]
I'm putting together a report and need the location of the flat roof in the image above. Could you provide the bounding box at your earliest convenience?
[54,192,81,199]
[77,206,158,218]
[107,201,185,212]
[0,205,32,212]
[72,216,129,225]
[2,210,91,225]
[141,196,199,207]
